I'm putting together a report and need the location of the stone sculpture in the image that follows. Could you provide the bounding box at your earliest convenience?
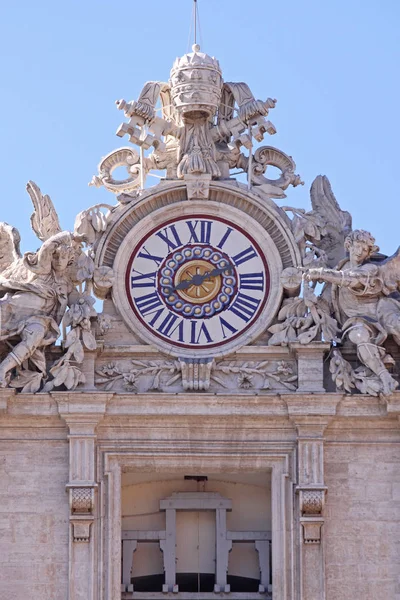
[1,41,398,400]
[303,230,400,396]
[0,182,113,392]
[269,176,400,396]
[90,44,302,198]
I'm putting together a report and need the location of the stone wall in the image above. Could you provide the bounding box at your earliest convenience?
[324,427,400,600]
[0,427,69,600]
[1,391,400,600]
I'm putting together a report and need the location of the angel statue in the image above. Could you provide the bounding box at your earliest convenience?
[0,182,114,392]
[270,175,399,397]
[0,183,80,387]
[303,229,400,396]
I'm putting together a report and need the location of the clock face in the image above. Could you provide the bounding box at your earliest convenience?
[125,215,270,350]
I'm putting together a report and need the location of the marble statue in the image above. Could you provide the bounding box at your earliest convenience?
[303,230,400,395]
[90,44,303,197]
[269,176,400,396]
[1,40,398,400]
[0,182,112,392]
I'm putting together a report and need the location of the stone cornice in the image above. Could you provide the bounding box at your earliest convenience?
[52,392,114,434]
[1,390,400,425]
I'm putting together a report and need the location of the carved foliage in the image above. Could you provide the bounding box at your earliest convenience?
[329,349,395,397]
[268,285,339,347]
[95,358,297,393]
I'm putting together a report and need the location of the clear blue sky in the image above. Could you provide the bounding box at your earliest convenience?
[0,0,399,256]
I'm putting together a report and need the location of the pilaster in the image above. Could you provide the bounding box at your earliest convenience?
[54,392,112,600]
[290,342,330,393]
[286,394,339,600]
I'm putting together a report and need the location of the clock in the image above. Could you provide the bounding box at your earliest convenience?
[111,199,284,358]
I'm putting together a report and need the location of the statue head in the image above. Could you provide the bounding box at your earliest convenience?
[23,232,76,276]
[51,242,74,273]
[344,229,379,264]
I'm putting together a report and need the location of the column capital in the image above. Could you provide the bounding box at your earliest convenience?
[52,391,113,434]
[286,412,335,438]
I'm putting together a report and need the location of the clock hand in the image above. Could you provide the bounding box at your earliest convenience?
[207,265,234,278]
[166,264,235,294]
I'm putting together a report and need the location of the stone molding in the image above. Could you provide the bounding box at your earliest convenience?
[101,447,294,600]
[0,388,15,413]
[95,180,300,274]
[301,519,324,545]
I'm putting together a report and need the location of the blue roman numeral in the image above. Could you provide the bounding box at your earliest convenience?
[155,224,182,251]
[219,316,238,339]
[216,227,233,249]
[137,247,163,267]
[135,291,164,316]
[186,220,212,244]
[190,321,213,344]
[157,313,184,341]
[131,270,157,289]
[232,245,258,266]
[229,292,260,322]
[239,272,264,291]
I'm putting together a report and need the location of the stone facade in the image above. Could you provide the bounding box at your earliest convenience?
[1,41,400,600]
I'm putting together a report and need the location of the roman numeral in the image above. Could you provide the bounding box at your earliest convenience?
[216,227,233,249]
[135,291,164,317]
[131,270,157,289]
[190,321,213,345]
[137,247,163,267]
[155,224,182,251]
[186,220,212,244]
[229,292,260,322]
[239,272,264,291]
[219,316,238,339]
[232,245,258,266]
[157,313,184,341]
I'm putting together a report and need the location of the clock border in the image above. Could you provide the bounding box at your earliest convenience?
[112,200,283,358]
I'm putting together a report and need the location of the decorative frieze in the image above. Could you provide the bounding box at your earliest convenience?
[95,355,297,393]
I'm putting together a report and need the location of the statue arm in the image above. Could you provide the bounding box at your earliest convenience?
[304,266,367,287]
[305,265,383,295]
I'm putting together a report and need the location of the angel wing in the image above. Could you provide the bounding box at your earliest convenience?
[0,222,21,273]
[26,181,62,242]
[375,246,400,296]
[310,175,352,268]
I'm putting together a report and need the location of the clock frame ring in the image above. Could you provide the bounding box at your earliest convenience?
[111,198,284,358]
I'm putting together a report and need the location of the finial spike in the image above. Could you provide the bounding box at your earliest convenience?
[194,0,197,46]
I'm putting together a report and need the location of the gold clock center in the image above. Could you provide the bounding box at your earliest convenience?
[174,259,222,304]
